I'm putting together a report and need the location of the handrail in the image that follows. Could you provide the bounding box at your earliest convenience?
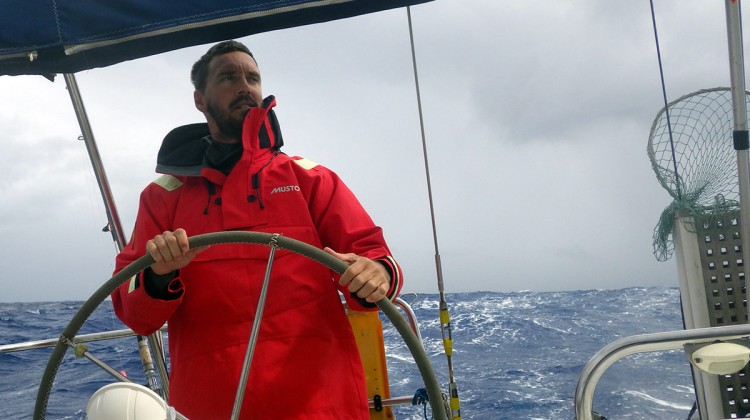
[4,297,424,355]
[2,321,423,408]
[6,296,427,411]
[394,296,424,344]
[369,395,415,408]
[575,323,750,420]
[0,326,166,354]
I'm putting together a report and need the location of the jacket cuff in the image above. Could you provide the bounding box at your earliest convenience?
[377,256,403,301]
[143,268,184,300]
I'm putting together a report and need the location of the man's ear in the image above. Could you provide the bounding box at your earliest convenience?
[194,90,206,112]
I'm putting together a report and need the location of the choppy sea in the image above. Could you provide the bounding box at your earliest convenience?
[0,287,694,419]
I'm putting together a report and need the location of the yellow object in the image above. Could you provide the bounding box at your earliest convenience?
[443,338,453,356]
[348,309,394,419]
[440,309,450,324]
[293,157,319,170]
[153,174,182,191]
[451,396,461,412]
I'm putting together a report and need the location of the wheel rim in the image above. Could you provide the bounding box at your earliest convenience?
[34,231,447,419]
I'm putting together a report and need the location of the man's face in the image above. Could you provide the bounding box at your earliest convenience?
[194,51,262,143]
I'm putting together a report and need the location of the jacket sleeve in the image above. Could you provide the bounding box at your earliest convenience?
[111,182,185,336]
[302,162,404,311]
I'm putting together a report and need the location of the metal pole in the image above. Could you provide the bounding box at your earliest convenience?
[574,323,750,420]
[63,73,126,249]
[406,7,459,419]
[63,73,167,398]
[724,1,750,325]
[231,241,278,420]
[0,326,165,354]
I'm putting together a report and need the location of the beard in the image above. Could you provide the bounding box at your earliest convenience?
[206,100,248,141]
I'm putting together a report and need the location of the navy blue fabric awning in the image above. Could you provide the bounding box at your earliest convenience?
[0,0,431,76]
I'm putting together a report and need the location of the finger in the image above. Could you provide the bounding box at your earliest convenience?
[365,281,389,302]
[339,260,367,287]
[362,275,390,301]
[150,232,179,263]
[174,228,190,253]
[151,234,174,262]
[351,277,377,297]
[353,277,389,302]
[185,245,210,259]
[163,231,183,260]
[357,263,390,302]
[146,240,163,262]
[324,247,358,265]
[347,265,379,293]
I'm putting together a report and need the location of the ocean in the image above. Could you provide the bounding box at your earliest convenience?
[0,287,694,419]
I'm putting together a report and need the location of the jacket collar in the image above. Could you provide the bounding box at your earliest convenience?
[155,95,283,177]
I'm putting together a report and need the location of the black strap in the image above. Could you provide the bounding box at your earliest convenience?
[734,130,749,150]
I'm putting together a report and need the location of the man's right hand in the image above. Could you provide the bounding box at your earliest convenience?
[146,228,208,275]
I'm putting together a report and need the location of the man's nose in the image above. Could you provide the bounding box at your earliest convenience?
[237,78,254,95]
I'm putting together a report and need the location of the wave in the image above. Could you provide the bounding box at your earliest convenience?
[1,287,693,419]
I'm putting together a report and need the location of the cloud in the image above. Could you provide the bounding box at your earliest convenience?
[3,0,737,301]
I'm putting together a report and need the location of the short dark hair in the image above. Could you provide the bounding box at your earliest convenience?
[190,40,256,91]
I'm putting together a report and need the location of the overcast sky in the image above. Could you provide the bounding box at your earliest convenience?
[0,0,739,302]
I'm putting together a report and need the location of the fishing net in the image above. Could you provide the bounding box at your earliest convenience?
[648,87,750,261]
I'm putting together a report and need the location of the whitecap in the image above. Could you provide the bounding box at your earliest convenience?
[624,390,693,410]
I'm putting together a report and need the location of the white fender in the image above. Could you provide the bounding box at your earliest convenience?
[86,382,168,420]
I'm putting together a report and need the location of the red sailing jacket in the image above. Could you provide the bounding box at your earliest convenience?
[111,97,403,419]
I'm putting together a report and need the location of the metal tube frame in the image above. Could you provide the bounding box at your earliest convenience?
[0,326,166,354]
[3,297,428,411]
[394,296,424,344]
[62,73,126,249]
[63,73,168,397]
[574,324,750,420]
[726,0,750,329]
[231,243,278,420]
[4,298,428,411]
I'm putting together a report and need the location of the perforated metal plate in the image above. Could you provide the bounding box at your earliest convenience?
[698,210,749,418]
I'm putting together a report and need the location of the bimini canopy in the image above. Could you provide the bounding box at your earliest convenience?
[0,0,431,76]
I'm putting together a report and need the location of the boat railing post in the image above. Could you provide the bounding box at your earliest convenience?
[393,296,424,344]
[574,324,750,419]
[725,0,750,323]
[62,73,126,249]
[63,73,169,398]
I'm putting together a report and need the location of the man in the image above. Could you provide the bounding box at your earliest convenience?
[111,40,403,419]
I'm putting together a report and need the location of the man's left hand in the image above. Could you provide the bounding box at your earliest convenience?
[324,248,391,303]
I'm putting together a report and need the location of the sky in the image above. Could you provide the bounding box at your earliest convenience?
[0,0,739,302]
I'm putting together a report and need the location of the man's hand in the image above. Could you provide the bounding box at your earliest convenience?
[146,228,208,275]
[324,247,391,303]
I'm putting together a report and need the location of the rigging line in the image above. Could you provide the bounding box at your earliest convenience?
[649,0,682,202]
[407,6,461,420]
[649,1,703,412]
[406,7,440,260]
